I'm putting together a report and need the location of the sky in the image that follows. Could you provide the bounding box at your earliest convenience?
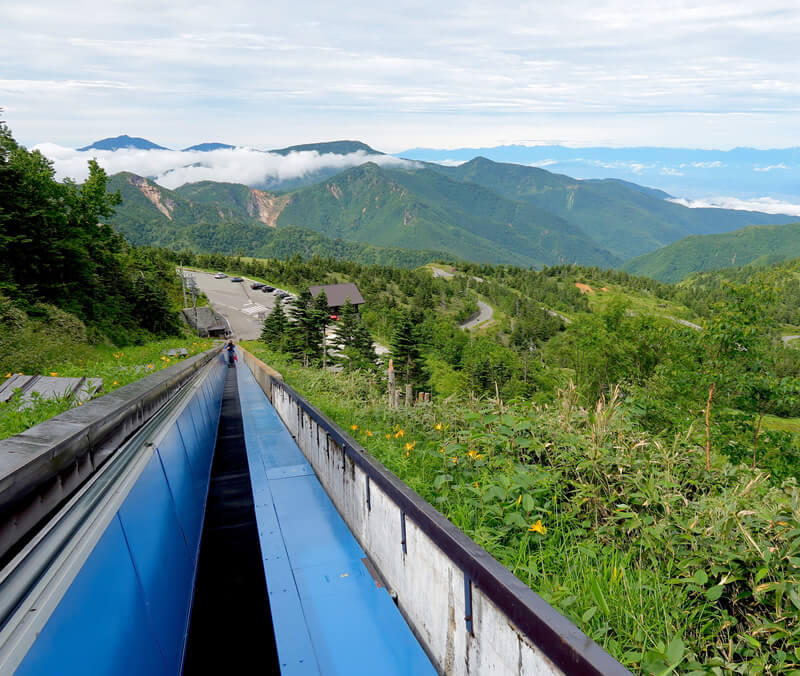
[2,1,800,153]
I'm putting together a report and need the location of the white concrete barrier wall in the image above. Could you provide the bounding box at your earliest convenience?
[241,350,630,676]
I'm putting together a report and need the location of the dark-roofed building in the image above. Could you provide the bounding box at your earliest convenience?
[309,282,365,314]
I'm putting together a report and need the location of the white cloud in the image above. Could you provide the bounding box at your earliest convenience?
[753,163,788,172]
[667,195,800,217]
[424,158,469,167]
[690,161,723,168]
[528,159,559,167]
[3,1,800,151]
[32,145,418,189]
[586,159,656,174]
[661,167,684,176]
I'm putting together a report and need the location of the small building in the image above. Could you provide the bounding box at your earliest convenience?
[309,283,365,315]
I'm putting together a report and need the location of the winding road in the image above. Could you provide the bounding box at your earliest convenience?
[460,300,494,330]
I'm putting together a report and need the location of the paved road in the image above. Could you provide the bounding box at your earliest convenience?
[783,334,800,346]
[461,300,494,330]
[431,265,455,279]
[187,271,280,340]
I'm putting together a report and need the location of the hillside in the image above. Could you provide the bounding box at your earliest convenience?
[276,162,618,268]
[105,172,447,267]
[623,221,800,282]
[430,157,794,260]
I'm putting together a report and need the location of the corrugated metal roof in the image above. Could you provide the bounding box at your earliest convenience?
[309,283,364,307]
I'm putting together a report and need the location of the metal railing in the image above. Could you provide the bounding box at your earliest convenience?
[247,354,630,676]
[0,345,223,563]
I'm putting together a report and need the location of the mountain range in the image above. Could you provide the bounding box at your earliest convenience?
[101,146,796,271]
[399,144,800,203]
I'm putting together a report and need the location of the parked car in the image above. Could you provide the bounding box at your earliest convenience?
[230,277,244,283]
[272,289,283,296]
[263,286,275,292]
[251,282,265,290]
[213,272,227,279]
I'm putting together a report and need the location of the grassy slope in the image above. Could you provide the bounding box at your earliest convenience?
[0,338,217,440]
[623,221,800,283]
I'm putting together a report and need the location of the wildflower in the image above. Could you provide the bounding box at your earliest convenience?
[146,363,154,370]
[366,430,373,437]
[439,447,445,454]
[451,457,458,464]
[78,402,83,406]
[405,441,416,451]
[5,373,12,378]
[528,520,547,535]
[351,424,359,431]
[113,381,119,386]
[611,566,623,582]
[49,372,58,377]
[386,433,392,440]
[394,429,405,438]
[434,422,443,431]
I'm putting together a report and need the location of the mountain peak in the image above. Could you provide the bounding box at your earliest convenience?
[78,135,169,151]
[269,140,380,156]
[181,142,236,152]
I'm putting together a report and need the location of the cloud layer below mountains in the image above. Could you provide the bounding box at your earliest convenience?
[32,144,416,189]
[667,196,800,218]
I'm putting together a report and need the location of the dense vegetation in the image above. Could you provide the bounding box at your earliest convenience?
[234,251,800,673]
[624,221,800,282]
[246,343,800,674]
[0,123,183,349]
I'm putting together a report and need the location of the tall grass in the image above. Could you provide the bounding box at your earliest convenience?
[245,341,800,674]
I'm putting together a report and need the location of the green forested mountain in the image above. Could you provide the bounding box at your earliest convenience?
[106,156,795,271]
[276,162,618,268]
[623,221,800,282]
[105,173,448,267]
[429,157,794,260]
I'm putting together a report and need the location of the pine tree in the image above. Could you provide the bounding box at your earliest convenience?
[260,301,288,350]
[334,299,377,370]
[390,311,425,388]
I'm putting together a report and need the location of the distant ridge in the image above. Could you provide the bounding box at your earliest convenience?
[269,140,380,156]
[78,135,169,151]
[182,142,236,152]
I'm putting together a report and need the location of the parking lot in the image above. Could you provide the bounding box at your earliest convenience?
[185,270,284,340]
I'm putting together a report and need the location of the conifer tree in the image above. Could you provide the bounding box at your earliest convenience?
[260,300,289,350]
[334,299,377,370]
[390,311,425,388]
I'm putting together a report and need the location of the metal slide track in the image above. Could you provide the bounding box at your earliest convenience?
[0,352,226,675]
[236,360,436,675]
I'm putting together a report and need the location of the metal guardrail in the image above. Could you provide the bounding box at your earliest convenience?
[268,375,631,676]
[0,345,223,563]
